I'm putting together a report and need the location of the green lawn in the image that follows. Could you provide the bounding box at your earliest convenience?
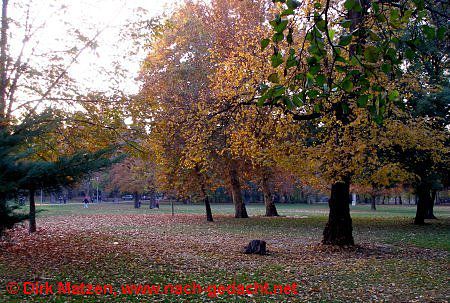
[0,203,449,302]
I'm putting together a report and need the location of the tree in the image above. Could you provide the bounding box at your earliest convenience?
[257,0,446,244]
[0,111,122,234]
[107,157,156,209]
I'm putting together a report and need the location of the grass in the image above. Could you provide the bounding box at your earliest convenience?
[0,202,449,302]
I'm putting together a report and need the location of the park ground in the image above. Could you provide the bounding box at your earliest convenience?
[0,203,449,302]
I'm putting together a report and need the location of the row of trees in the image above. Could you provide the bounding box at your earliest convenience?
[0,0,448,248]
[128,0,448,245]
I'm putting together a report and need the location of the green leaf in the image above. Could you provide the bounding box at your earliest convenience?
[272,85,285,97]
[342,102,349,114]
[306,73,314,87]
[292,94,303,106]
[388,90,399,101]
[316,74,326,86]
[282,96,294,110]
[353,3,362,12]
[422,25,435,40]
[368,31,381,41]
[372,2,380,14]
[437,26,446,40]
[261,38,270,50]
[309,64,321,75]
[364,46,380,63]
[376,14,387,22]
[286,52,298,69]
[335,55,346,63]
[381,63,391,74]
[314,2,322,9]
[344,0,356,10]
[286,0,300,9]
[341,79,353,92]
[268,73,280,83]
[339,35,352,46]
[313,103,321,113]
[274,20,289,33]
[341,20,352,28]
[405,48,415,60]
[281,8,295,16]
[271,53,283,68]
[316,20,326,32]
[272,32,284,43]
[307,89,319,98]
[390,9,400,21]
[257,95,268,106]
[385,48,397,61]
[357,95,369,107]
[328,29,335,40]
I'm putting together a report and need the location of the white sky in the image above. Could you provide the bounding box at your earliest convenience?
[11,0,177,96]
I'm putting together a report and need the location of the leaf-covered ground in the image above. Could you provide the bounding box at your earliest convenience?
[0,203,449,302]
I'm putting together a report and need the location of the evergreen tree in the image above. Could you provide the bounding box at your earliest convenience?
[0,112,124,235]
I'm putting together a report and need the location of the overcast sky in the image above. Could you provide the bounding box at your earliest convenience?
[11,0,177,95]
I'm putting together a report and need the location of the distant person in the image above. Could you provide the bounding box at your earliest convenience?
[63,196,67,204]
[83,197,89,208]
[58,195,63,204]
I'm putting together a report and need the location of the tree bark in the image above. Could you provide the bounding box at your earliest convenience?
[134,191,140,208]
[200,181,213,222]
[425,190,437,219]
[29,189,36,233]
[262,175,279,217]
[370,195,376,211]
[414,183,431,225]
[322,180,354,246]
[229,161,248,218]
[203,195,213,222]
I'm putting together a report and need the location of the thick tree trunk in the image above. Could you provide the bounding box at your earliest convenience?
[229,162,248,218]
[262,175,279,217]
[371,195,376,211]
[29,189,36,233]
[134,192,140,208]
[414,183,431,225]
[322,180,354,246]
[425,190,437,219]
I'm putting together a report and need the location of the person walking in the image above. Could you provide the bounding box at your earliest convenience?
[83,196,89,209]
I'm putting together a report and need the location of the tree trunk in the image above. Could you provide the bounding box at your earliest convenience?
[370,195,376,211]
[322,180,354,246]
[29,189,36,233]
[425,190,437,219]
[0,0,8,119]
[134,192,140,208]
[415,183,431,225]
[203,195,213,222]
[262,175,279,217]
[200,182,213,222]
[229,161,248,218]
